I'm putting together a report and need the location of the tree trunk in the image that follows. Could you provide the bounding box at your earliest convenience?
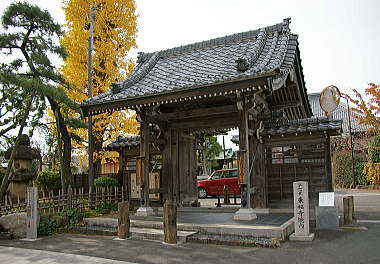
[0,95,33,201]
[50,99,74,193]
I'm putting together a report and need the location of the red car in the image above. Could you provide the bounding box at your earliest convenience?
[197,168,240,199]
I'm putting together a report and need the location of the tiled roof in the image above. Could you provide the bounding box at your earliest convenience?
[308,93,370,133]
[264,117,342,136]
[106,135,140,151]
[82,18,309,116]
[231,117,342,144]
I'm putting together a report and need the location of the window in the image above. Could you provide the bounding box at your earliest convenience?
[228,170,239,178]
[211,171,225,179]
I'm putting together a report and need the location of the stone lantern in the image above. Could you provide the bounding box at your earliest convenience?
[4,135,41,200]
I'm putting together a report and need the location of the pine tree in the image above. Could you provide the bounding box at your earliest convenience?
[61,0,139,172]
[0,2,80,199]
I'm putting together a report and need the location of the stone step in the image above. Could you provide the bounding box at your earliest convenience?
[70,225,196,243]
[83,216,294,240]
[131,227,196,243]
[188,233,281,247]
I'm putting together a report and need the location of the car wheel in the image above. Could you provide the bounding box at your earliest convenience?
[198,187,207,199]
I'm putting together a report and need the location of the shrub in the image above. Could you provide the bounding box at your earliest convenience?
[38,215,58,236]
[60,207,81,226]
[363,136,380,185]
[368,135,380,163]
[33,170,61,191]
[95,202,118,214]
[355,160,369,185]
[333,152,354,188]
[94,176,119,188]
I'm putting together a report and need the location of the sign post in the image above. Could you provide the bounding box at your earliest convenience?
[26,187,38,240]
[290,181,314,241]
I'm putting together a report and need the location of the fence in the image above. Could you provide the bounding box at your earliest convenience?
[72,173,119,192]
[0,186,128,217]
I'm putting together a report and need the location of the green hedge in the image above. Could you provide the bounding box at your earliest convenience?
[333,152,367,187]
[33,170,61,191]
[94,176,119,188]
[355,160,369,185]
[368,135,380,163]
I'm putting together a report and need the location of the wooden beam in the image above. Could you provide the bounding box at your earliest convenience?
[83,75,272,116]
[169,113,239,130]
[270,100,301,110]
[153,105,238,121]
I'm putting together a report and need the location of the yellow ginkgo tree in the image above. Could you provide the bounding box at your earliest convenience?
[61,0,139,171]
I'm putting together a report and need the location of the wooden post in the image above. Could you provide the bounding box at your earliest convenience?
[141,120,150,207]
[67,185,73,208]
[343,196,354,225]
[162,128,173,201]
[250,119,267,209]
[118,151,125,186]
[238,108,250,207]
[163,200,177,244]
[135,117,154,216]
[118,202,130,239]
[234,106,257,220]
[223,185,230,205]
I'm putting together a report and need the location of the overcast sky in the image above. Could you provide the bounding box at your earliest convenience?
[1,0,379,150]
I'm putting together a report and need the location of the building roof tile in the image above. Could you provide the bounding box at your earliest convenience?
[82,18,309,115]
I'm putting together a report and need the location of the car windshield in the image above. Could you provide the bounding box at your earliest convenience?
[210,171,224,179]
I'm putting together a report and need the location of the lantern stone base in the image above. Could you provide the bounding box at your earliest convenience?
[135,206,154,217]
[289,232,315,241]
[233,208,257,221]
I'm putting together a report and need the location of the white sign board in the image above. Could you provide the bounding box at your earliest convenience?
[319,192,335,207]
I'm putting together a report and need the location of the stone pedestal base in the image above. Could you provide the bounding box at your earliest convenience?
[315,206,339,230]
[135,207,154,217]
[289,233,315,241]
[233,208,257,221]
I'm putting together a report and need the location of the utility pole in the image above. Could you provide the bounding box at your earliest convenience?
[88,6,95,191]
[342,95,355,188]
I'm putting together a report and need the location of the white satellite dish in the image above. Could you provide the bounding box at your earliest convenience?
[320,85,341,114]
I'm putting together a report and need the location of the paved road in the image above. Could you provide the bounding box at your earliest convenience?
[1,224,380,264]
[0,246,137,264]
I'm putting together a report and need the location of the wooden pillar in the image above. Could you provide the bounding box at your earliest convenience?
[141,121,150,207]
[251,120,267,208]
[189,137,198,201]
[118,151,124,186]
[135,118,154,216]
[171,129,179,203]
[238,108,250,208]
[162,128,173,201]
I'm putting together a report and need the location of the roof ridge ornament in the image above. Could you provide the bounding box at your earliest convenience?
[236,57,250,72]
[282,18,291,33]
[111,52,160,94]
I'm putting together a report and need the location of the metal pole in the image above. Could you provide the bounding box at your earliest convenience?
[343,95,355,188]
[88,7,95,190]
